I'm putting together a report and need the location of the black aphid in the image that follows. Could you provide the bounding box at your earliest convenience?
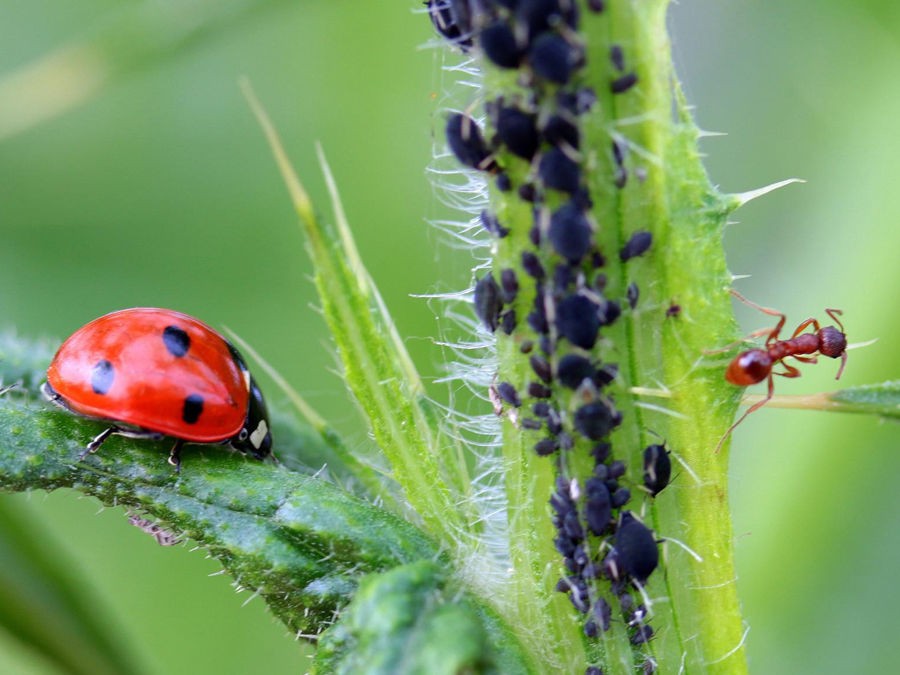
[626,282,639,309]
[496,106,540,159]
[609,44,624,71]
[530,354,553,384]
[538,147,581,193]
[480,20,522,69]
[517,0,580,40]
[521,251,546,279]
[426,0,474,51]
[630,624,654,645]
[574,401,619,440]
[548,200,592,264]
[500,268,519,303]
[473,273,502,332]
[528,382,552,398]
[611,72,638,94]
[612,511,659,584]
[497,381,522,407]
[611,487,631,508]
[543,114,580,150]
[556,353,595,389]
[529,33,580,85]
[479,210,510,238]
[584,477,611,536]
[619,230,653,261]
[534,437,559,455]
[642,444,672,496]
[446,113,494,171]
[500,309,517,335]
[555,294,600,349]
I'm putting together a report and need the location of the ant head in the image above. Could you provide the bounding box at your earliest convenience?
[819,326,847,359]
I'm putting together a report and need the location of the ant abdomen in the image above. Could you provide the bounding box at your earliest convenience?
[725,350,772,386]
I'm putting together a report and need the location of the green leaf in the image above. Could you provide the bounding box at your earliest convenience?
[0,392,438,637]
[827,381,900,418]
[313,561,534,675]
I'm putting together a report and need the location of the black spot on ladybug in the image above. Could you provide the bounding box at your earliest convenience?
[619,231,653,261]
[162,325,191,358]
[611,72,639,94]
[182,394,205,425]
[90,359,115,395]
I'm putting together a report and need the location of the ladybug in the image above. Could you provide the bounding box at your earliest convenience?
[42,308,273,471]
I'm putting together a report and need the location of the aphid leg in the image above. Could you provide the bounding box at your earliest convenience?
[168,439,184,473]
[715,374,775,454]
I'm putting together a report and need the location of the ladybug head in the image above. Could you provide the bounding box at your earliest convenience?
[231,376,272,459]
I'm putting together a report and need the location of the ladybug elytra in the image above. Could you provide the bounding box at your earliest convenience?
[42,308,272,471]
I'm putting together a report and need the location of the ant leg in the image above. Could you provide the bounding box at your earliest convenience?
[715,375,775,454]
[773,362,802,378]
[729,289,786,343]
[825,308,845,333]
[835,351,848,380]
[790,318,820,338]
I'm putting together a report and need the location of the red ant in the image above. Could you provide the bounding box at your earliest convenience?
[716,290,848,452]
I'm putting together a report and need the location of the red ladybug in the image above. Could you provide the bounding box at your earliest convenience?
[42,308,273,471]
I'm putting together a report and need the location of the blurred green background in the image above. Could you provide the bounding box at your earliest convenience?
[0,1,897,673]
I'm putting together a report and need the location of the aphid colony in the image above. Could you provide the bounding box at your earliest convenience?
[428,0,662,662]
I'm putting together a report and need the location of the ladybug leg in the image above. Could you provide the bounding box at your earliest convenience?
[168,439,184,473]
[79,426,120,460]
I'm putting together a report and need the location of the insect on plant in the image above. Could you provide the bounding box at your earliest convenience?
[716,290,848,452]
